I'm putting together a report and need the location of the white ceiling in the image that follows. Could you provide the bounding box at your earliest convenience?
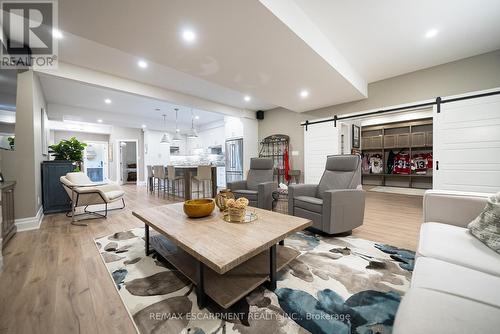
[39,74,224,132]
[57,0,366,113]
[292,0,500,83]
[12,0,500,115]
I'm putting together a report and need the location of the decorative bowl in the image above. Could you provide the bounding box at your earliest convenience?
[183,199,215,218]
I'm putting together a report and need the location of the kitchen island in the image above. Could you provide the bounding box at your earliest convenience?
[173,166,218,200]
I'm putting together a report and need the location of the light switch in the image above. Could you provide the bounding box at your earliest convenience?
[291,151,299,156]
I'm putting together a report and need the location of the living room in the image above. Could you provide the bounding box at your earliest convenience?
[0,1,499,333]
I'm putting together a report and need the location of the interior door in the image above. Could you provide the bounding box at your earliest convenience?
[434,92,500,193]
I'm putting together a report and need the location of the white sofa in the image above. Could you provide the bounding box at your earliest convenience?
[393,190,500,334]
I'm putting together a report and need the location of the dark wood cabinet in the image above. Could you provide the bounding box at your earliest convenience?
[1,181,16,248]
[41,161,75,214]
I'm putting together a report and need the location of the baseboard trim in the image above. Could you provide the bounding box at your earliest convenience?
[15,206,44,232]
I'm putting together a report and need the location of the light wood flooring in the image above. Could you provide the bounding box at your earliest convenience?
[0,185,423,334]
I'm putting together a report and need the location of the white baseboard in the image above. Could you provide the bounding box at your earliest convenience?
[15,206,44,232]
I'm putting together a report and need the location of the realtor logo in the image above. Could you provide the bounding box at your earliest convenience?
[0,0,58,69]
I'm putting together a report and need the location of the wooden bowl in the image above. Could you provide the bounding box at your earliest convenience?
[183,199,215,218]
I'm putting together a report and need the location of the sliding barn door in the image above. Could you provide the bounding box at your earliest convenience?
[304,121,340,184]
[434,92,500,193]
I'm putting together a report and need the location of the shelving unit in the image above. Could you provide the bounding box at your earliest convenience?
[361,118,433,189]
[258,134,289,184]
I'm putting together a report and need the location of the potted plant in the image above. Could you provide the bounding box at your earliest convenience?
[48,137,87,171]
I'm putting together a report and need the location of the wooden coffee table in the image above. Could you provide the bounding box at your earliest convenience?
[132,203,311,309]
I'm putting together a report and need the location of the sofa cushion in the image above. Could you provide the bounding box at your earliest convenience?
[294,196,323,213]
[417,222,500,277]
[233,189,258,201]
[468,191,500,254]
[66,172,93,185]
[412,257,500,308]
[104,190,125,202]
[393,288,500,334]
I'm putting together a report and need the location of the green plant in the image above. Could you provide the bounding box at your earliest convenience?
[48,137,87,171]
[7,136,14,150]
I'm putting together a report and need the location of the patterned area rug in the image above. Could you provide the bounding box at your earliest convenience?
[95,228,414,334]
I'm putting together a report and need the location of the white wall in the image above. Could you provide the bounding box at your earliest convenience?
[242,117,259,178]
[51,130,110,145]
[2,71,45,219]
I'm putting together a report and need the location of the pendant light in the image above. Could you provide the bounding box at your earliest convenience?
[160,114,171,144]
[187,109,198,138]
[172,108,182,142]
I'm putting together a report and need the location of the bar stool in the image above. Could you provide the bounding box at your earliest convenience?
[192,165,212,198]
[167,166,183,199]
[152,165,166,197]
[147,165,154,192]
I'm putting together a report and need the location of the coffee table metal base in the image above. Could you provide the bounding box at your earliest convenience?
[145,224,298,309]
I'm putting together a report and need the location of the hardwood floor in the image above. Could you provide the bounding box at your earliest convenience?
[354,188,423,251]
[0,185,423,334]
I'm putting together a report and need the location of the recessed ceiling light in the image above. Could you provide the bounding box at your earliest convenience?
[97,119,103,123]
[141,124,147,128]
[155,107,161,111]
[244,95,251,102]
[182,29,197,43]
[194,115,200,120]
[104,98,112,104]
[425,28,438,39]
[52,29,63,39]
[300,90,309,98]
[137,60,148,68]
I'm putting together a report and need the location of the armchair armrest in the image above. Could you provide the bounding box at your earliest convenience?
[288,184,318,198]
[423,190,490,228]
[322,189,365,234]
[257,181,278,210]
[227,180,247,191]
[288,184,318,215]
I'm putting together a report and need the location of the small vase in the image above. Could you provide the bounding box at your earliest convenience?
[215,189,235,211]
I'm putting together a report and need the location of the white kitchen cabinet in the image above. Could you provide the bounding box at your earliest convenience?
[217,166,226,188]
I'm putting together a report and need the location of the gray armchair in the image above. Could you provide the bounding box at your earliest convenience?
[227,158,277,210]
[288,155,365,234]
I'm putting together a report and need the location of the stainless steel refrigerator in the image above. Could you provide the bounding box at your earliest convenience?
[225,138,243,184]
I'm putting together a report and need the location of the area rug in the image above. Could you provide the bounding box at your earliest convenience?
[368,186,426,196]
[95,229,414,334]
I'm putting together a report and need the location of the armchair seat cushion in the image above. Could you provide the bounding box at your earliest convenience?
[104,190,126,202]
[294,196,323,213]
[233,189,258,201]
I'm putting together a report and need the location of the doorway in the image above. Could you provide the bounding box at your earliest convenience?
[118,140,138,185]
[83,141,108,182]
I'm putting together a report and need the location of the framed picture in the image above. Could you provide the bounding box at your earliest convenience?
[352,124,360,148]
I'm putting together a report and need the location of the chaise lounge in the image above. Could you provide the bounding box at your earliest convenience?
[60,172,126,224]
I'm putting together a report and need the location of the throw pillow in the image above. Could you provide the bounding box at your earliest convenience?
[468,192,500,254]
